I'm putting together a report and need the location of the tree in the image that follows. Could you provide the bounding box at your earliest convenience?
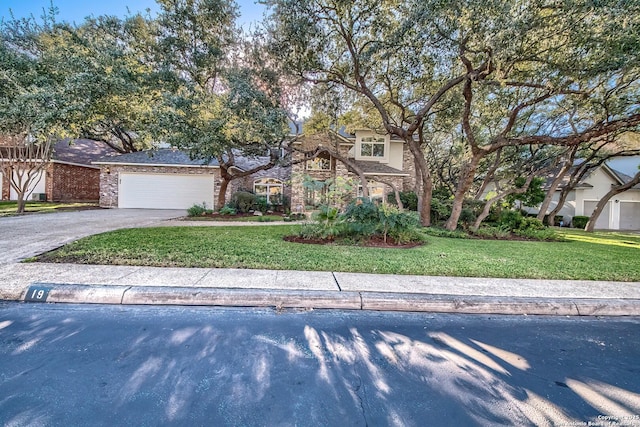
[1,11,160,153]
[265,0,640,229]
[152,0,291,208]
[0,21,57,213]
[0,137,53,213]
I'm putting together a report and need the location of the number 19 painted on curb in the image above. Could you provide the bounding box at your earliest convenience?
[24,285,51,302]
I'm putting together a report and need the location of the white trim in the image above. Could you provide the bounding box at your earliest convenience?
[52,160,100,169]
[363,172,410,177]
[92,161,219,168]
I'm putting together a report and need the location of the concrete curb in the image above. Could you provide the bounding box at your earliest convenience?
[16,283,640,316]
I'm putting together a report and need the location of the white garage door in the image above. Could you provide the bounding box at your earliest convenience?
[119,173,214,209]
[620,202,640,230]
[583,201,610,230]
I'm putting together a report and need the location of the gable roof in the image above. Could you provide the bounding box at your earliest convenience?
[52,139,120,167]
[93,148,220,168]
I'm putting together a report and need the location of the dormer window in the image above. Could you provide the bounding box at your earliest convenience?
[360,137,386,158]
[306,152,331,170]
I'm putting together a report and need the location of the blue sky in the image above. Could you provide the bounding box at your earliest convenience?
[0,0,266,28]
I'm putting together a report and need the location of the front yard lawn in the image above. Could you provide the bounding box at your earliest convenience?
[32,226,640,281]
[0,201,98,216]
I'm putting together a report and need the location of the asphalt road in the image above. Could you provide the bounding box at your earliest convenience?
[0,209,184,264]
[1,303,639,426]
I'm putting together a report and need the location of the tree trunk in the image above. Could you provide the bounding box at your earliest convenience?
[217,177,230,210]
[537,171,567,225]
[445,155,481,231]
[16,194,26,214]
[406,138,432,227]
[585,170,640,232]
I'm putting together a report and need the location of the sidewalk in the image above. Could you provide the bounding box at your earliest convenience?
[2,262,640,316]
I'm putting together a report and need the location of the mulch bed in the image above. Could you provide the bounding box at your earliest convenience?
[283,235,424,248]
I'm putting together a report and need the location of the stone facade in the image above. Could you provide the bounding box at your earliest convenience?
[99,165,221,208]
[289,132,415,212]
[228,164,293,208]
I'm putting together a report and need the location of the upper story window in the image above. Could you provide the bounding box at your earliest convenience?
[359,136,386,158]
[306,152,331,171]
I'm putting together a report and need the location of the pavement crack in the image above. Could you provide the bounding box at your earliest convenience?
[574,302,582,316]
[331,272,342,291]
[352,374,369,427]
[120,286,132,305]
[358,292,363,310]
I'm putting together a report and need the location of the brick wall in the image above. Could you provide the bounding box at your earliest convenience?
[50,163,100,201]
[0,166,9,200]
[99,165,221,208]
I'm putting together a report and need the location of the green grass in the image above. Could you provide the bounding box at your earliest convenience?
[0,201,98,216]
[187,214,285,222]
[33,225,640,281]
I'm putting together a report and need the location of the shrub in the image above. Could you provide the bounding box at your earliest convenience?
[498,210,525,231]
[378,203,421,244]
[187,203,208,217]
[514,228,563,241]
[472,226,512,239]
[458,208,476,229]
[423,227,469,239]
[430,198,452,223]
[572,216,589,229]
[230,191,257,213]
[218,205,237,215]
[387,191,418,211]
[255,196,270,213]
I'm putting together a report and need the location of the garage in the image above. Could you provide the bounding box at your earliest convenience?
[620,201,640,230]
[118,172,215,209]
[583,200,610,230]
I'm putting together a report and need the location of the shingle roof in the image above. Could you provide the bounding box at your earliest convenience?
[53,139,119,166]
[94,148,219,167]
[352,160,408,176]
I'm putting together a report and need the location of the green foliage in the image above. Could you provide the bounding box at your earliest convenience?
[230,191,257,213]
[218,205,237,215]
[514,228,562,242]
[572,216,589,229]
[387,191,418,211]
[423,227,469,239]
[497,210,547,233]
[506,177,546,208]
[255,196,270,213]
[302,199,424,245]
[187,203,211,217]
[430,198,452,223]
[458,208,477,229]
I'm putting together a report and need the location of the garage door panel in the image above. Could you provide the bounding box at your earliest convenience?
[583,201,610,230]
[119,173,214,209]
[620,202,640,230]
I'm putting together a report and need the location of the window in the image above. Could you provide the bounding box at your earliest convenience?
[357,182,386,202]
[254,178,284,205]
[360,136,385,158]
[305,153,331,171]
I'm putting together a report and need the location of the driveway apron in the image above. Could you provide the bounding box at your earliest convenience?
[0,209,184,264]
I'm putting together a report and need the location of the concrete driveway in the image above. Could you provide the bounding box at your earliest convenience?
[0,209,184,265]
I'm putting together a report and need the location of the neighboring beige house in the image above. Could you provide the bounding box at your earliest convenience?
[93,129,417,211]
[536,157,640,230]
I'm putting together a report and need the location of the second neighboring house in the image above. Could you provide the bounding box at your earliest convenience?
[0,138,118,202]
[93,129,417,211]
[536,157,640,230]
